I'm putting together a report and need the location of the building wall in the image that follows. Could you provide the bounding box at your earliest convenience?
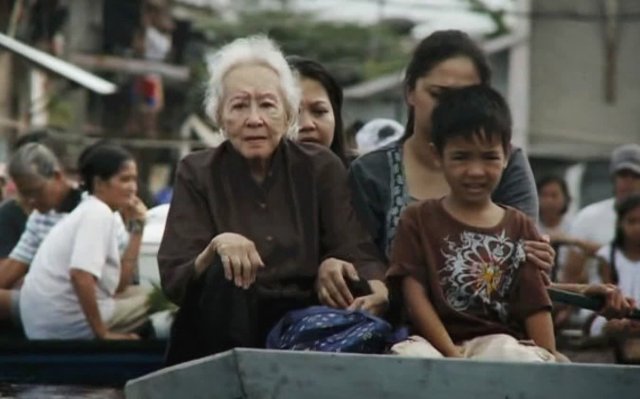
[529,0,640,160]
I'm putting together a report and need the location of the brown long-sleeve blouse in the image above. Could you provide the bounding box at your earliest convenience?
[158,139,386,306]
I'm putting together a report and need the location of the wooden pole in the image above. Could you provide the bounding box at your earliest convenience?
[603,0,619,104]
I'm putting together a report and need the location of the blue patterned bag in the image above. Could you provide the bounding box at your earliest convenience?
[266,306,393,354]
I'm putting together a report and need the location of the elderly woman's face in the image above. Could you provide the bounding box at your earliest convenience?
[220,64,289,161]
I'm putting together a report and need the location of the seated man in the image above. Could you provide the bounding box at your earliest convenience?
[0,143,135,328]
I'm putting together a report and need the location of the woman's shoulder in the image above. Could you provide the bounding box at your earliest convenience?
[179,146,223,170]
[349,141,399,177]
[401,198,441,221]
[77,196,113,216]
[286,140,344,170]
[352,142,398,166]
[498,204,540,234]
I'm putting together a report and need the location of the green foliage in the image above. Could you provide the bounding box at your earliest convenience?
[191,10,410,86]
[147,283,178,314]
[47,95,73,129]
[465,0,510,38]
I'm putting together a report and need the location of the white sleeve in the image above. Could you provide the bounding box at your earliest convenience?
[595,244,610,262]
[590,315,607,337]
[114,212,130,255]
[568,210,590,239]
[69,205,115,278]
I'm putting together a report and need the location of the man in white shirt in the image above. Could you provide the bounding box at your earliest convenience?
[564,144,640,285]
[0,144,129,323]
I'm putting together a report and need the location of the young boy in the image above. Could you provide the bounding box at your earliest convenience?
[387,85,561,362]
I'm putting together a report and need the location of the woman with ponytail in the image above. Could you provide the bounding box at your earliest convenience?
[20,143,151,340]
[317,30,554,309]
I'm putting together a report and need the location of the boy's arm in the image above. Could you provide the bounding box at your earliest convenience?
[403,275,462,357]
[524,310,556,352]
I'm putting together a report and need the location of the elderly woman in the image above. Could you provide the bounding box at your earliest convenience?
[158,36,388,364]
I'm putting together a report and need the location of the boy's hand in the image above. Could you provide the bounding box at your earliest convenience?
[347,280,389,316]
[552,350,571,363]
[443,345,464,358]
[316,258,359,308]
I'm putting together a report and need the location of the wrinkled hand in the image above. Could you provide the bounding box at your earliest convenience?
[347,281,389,316]
[99,331,140,340]
[583,283,637,319]
[316,258,359,309]
[213,233,264,289]
[120,195,147,222]
[525,236,555,286]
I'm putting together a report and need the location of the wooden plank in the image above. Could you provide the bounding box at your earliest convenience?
[70,54,190,82]
[125,350,243,399]
[0,33,117,95]
[125,348,640,399]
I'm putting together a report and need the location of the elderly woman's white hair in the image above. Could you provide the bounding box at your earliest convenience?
[204,35,301,139]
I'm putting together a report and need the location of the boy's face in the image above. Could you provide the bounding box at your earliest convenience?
[434,132,508,206]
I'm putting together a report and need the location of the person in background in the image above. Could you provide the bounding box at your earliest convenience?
[590,194,640,338]
[537,176,599,281]
[388,85,563,362]
[0,143,85,323]
[317,30,635,320]
[288,56,352,165]
[318,30,553,311]
[354,118,404,155]
[20,143,150,340]
[0,130,74,271]
[344,119,365,153]
[158,36,387,365]
[564,144,640,286]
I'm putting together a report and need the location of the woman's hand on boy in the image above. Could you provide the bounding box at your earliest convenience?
[524,237,555,285]
[316,258,359,308]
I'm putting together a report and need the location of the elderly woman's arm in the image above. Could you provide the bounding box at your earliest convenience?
[158,159,219,305]
[159,156,266,305]
[316,153,388,314]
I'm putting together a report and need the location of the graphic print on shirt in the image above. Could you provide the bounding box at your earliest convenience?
[439,230,526,322]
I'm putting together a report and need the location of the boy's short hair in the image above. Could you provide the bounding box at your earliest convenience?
[431,85,512,154]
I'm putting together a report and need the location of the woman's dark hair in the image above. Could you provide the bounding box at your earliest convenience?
[431,85,511,154]
[536,175,571,215]
[613,194,640,250]
[78,142,134,193]
[402,30,491,142]
[287,56,349,166]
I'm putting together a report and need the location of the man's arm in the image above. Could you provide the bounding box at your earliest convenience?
[0,258,29,289]
[562,248,589,284]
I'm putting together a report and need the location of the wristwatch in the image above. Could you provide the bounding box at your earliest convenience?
[127,219,146,234]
